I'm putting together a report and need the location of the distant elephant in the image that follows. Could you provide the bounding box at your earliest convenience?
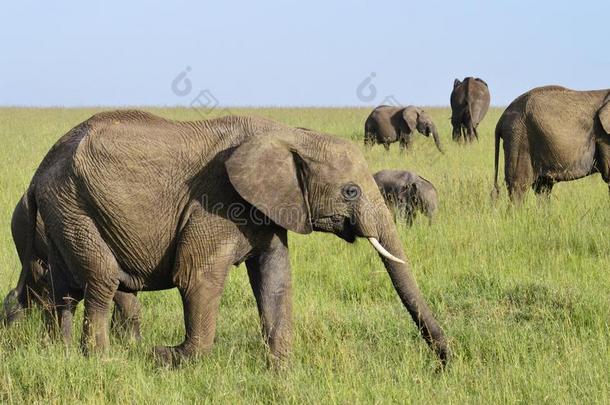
[364,105,443,153]
[493,85,610,203]
[373,170,438,226]
[2,191,142,343]
[21,110,449,367]
[450,77,490,143]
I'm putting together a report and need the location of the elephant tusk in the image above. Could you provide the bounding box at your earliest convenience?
[367,237,405,264]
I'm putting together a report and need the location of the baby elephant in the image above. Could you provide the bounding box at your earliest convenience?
[373,170,438,226]
[364,105,443,153]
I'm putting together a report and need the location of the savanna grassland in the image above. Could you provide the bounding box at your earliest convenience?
[0,107,609,404]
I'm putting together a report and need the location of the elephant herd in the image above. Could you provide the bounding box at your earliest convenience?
[2,81,610,369]
[364,76,491,152]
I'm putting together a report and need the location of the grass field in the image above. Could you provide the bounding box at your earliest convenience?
[0,107,609,403]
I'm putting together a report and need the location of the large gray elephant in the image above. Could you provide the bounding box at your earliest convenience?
[22,110,449,367]
[450,77,490,143]
[2,193,142,343]
[493,85,610,202]
[373,170,438,226]
[364,105,443,152]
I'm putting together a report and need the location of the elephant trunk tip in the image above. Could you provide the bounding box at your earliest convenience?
[434,343,451,370]
[2,289,24,326]
[422,325,451,368]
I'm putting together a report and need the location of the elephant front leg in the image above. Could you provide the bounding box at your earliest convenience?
[399,133,412,152]
[246,230,292,367]
[153,266,230,367]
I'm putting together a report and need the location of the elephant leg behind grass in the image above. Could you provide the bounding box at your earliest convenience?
[398,132,414,152]
[37,213,130,353]
[111,292,142,341]
[3,272,142,345]
[3,191,142,344]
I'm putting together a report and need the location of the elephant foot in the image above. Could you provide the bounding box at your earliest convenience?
[152,345,206,368]
[267,352,290,371]
[81,339,109,357]
[152,346,182,367]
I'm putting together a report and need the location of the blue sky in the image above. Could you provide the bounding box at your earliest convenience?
[1,0,608,107]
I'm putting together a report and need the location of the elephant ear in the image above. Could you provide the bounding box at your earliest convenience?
[402,107,419,134]
[226,133,313,234]
[598,100,610,135]
[453,78,461,89]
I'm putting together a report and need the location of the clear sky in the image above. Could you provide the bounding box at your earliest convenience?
[1,0,608,107]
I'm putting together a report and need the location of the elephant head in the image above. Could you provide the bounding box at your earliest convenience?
[226,130,449,364]
[402,107,444,153]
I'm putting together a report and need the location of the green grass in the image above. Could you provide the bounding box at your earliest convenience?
[1,107,609,403]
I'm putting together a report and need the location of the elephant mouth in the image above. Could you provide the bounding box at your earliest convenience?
[312,215,357,243]
[338,218,357,243]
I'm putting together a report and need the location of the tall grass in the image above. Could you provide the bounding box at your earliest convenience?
[0,107,608,403]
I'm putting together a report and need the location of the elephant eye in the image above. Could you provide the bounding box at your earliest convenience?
[341,183,361,201]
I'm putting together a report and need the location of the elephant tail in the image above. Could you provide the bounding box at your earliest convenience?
[491,121,502,200]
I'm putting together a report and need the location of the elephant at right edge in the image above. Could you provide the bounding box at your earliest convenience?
[493,85,610,203]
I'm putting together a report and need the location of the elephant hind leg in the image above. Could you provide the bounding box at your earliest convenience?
[44,240,83,345]
[460,125,468,144]
[508,182,529,204]
[46,214,121,354]
[506,154,534,205]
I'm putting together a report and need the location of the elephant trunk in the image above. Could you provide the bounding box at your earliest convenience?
[371,214,449,365]
[431,127,444,153]
[2,288,24,326]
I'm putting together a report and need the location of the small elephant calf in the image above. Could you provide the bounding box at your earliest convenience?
[373,170,438,226]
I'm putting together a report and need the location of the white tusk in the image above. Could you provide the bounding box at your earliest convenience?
[367,238,405,264]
